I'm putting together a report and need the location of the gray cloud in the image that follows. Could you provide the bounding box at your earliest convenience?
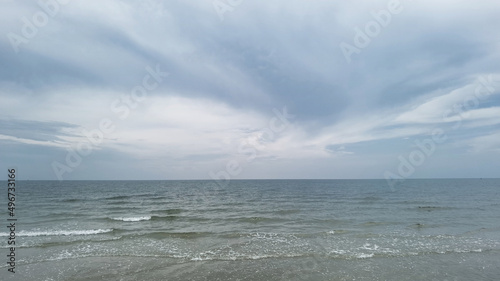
[1,0,499,180]
[0,119,78,142]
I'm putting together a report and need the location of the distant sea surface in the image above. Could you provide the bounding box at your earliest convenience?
[1,179,499,281]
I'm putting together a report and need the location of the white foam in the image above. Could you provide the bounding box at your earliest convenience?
[330,249,346,255]
[356,253,374,259]
[112,216,151,222]
[0,229,113,237]
[188,253,304,262]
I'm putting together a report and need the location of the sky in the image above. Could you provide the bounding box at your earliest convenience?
[0,0,499,181]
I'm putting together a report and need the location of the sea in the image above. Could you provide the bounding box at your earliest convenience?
[1,179,499,281]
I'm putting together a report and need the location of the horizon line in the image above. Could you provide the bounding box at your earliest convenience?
[6,177,499,181]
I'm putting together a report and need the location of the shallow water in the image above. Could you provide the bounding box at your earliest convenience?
[1,179,499,280]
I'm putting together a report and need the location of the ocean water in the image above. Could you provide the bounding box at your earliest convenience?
[1,179,499,281]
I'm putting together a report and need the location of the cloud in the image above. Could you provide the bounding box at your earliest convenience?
[0,118,78,144]
[466,132,500,153]
[1,0,500,180]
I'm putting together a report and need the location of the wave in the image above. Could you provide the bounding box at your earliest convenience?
[59,198,82,203]
[102,193,162,201]
[111,216,151,222]
[187,252,307,262]
[153,208,184,215]
[416,206,456,211]
[107,201,132,205]
[1,231,496,266]
[109,215,186,222]
[104,195,131,200]
[0,229,113,237]
[1,246,491,268]
[358,196,383,203]
[35,212,88,218]
[233,216,289,224]
[132,231,213,239]
[107,206,144,211]
[361,221,392,226]
[274,209,302,215]
[0,236,123,249]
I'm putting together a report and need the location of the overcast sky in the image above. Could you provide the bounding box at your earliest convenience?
[1,0,499,181]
